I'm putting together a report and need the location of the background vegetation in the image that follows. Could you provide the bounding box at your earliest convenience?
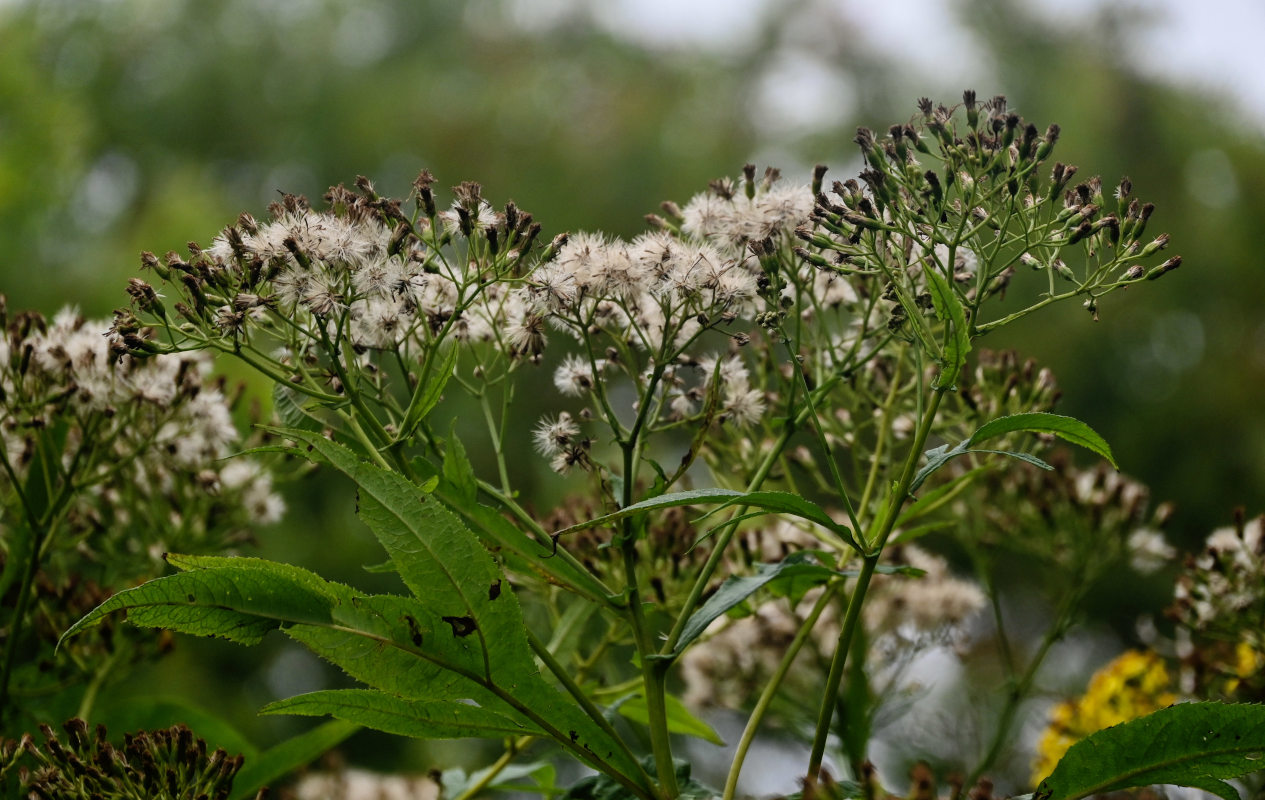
[2,0,1261,788]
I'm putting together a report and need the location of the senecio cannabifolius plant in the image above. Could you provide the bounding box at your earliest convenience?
[52,92,1259,800]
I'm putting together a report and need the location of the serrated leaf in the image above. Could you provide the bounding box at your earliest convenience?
[268,431,648,789]
[1036,702,1265,800]
[968,412,1117,469]
[616,693,725,746]
[59,557,340,647]
[926,268,971,389]
[262,689,535,739]
[230,720,358,800]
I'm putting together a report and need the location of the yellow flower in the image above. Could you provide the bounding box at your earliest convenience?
[1031,650,1176,786]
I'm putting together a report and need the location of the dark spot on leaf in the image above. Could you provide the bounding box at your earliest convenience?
[489,580,502,600]
[355,489,360,514]
[404,614,423,646]
[187,594,195,603]
[569,730,578,742]
[442,615,477,637]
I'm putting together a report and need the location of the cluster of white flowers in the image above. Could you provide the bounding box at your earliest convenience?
[201,202,535,354]
[861,545,986,636]
[1,307,285,557]
[680,180,814,253]
[1174,514,1265,633]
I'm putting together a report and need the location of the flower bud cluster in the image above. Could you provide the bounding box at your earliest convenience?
[796,92,1178,337]
[0,719,253,800]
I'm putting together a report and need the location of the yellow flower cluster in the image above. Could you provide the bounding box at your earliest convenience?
[1031,650,1177,786]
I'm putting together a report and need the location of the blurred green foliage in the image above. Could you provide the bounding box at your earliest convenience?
[1,0,1262,782]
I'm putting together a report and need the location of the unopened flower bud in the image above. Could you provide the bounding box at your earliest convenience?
[1145,255,1182,280]
[1139,233,1170,257]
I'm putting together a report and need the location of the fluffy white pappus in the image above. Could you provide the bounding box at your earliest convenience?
[680,192,731,242]
[552,353,603,397]
[349,296,417,350]
[533,411,580,457]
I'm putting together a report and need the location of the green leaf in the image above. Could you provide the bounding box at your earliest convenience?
[909,441,1054,493]
[60,556,340,647]
[616,693,725,746]
[275,431,648,788]
[968,412,1118,469]
[401,341,459,437]
[262,690,536,739]
[926,268,971,389]
[668,553,917,657]
[442,421,478,507]
[230,720,358,800]
[554,488,855,548]
[1036,702,1265,800]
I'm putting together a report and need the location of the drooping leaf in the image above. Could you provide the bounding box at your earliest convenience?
[1036,702,1265,800]
[262,690,536,739]
[230,720,358,800]
[616,692,725,746]
[968,412,1117,469]
[926,268,971,389]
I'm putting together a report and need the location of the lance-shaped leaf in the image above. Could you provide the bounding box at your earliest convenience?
[1036,702,1265,800]
[552,488,856,549]
[262,689,537,740]
[909,412,1115,493]
[59,556,341,647]
[926,268,971,389]
[967,412,1117,469]
[400,341,459,438]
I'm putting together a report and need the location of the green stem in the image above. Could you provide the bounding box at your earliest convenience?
[723,582,839,800]
[806,386,947,780]
[806,555,878,780]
